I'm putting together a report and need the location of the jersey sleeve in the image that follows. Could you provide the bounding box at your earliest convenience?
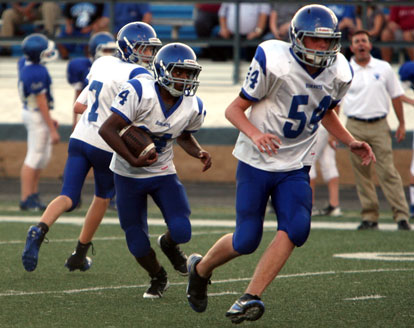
[76,85,88,105]
[110,79,144,124]
[241,45,270,102]
[185,96,206,132]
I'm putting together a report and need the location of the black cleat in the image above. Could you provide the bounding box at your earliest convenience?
[143,267,169,298]
[186,253,211,312]
[157,234,188,276]
[226,293,265,324]
[357,221,378,230]
[64,253,92,272]
[397,220,411,230]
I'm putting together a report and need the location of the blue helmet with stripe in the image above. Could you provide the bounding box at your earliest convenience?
[22,33,57,63]
[116,22,162,67]
[290,5,341,68]
[153,43,202,97]
[89,32,116,60]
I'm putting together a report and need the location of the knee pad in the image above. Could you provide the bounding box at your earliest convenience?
[167,218,191,244]
[232,223,263,255]
[286,214,311,247]
[124,226,151,258]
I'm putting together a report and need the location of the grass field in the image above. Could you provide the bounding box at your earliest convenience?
[1,200,413,328]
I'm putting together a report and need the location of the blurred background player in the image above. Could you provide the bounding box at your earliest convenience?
[398,61,414,219]
[21,22,162,272]
[18,33,59,211]
[310,125,342,217]
[99,43,211,298]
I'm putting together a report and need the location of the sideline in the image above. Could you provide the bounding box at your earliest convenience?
[0,216,405,231]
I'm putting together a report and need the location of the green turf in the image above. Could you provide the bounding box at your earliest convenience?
[1,208,413,327]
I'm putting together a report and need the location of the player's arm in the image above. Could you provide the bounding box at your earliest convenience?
[36,93,60,144]
[177,132,212,172]
[225,94,281,156]
[391,95,405,143]
[322,107,375,166]
[99,113,157,167]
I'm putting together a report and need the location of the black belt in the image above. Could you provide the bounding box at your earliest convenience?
[348,115,386,123]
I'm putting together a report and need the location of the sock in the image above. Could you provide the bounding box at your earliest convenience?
[75,241,92,258]
[409,185,414,207]
[37,222,49,234]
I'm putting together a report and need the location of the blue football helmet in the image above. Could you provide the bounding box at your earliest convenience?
[399,61,414,90]
[290,5,341,68]
[89,32,116,60]
[21,33,57,64]
[116,22,162,67]
[153,43,202,97]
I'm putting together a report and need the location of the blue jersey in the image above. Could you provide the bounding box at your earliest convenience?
[67,57,92,91]
[17,57,54,111]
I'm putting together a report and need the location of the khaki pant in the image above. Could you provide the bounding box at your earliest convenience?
[1,2,61,37]
[346,118,409,222]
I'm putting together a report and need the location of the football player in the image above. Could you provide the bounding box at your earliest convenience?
[18,33,59,211]
[21,22,162,273]
[98,42,212,298]
[67,31,117,130]
[186,4,375,324]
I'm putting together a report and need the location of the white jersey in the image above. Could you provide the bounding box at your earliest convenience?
[110,78,205,179]
[70,55,152,152]
[233,40,353,172]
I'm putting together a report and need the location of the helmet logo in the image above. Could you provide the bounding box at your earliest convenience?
[315,27,333,33]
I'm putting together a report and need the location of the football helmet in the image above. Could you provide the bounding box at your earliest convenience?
[399,61,414,90]
[290,4,341,68]
[89,32,116,60]
[21,33,57,64]
[153,43,202,97]
[116,22,162,67]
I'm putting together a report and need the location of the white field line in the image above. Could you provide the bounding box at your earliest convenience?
[344,295,385,301]
[0,216,406,231]
[1,268,413,298]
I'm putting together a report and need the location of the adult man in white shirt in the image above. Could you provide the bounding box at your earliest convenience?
[341,30,411,230]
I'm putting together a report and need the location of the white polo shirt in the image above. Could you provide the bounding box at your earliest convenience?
[342,56,404,119]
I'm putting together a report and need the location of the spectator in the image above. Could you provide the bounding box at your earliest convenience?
[380,5,414,63]
[57,2,109,60]
[266,4,301,41]
[102,3,152,36]
[341,30,411,230]
[310,125,342,217]
[398,61,414,219]
[0,2,61,56]
[212,2,270,61]
[326,4,358,59]
[18,33,60,211]
[355,4,386,59]
[193,3,220,59]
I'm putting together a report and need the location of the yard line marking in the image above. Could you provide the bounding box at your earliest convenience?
[344,295,385,301]
[0,216,405,231]
[209,291,239,297]
[1,268,413,298]
[0,230,232,245]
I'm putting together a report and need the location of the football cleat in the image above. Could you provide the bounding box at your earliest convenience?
[225,293,265,324]
[64,253,92,272]
[22,225,46,271]
[143,267,169,298]
[186,253,211,312]
[157,234,188,276]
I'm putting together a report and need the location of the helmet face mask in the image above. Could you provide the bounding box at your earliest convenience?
[154,43,202,97]
[116,22,162,67]
[22,33,57,64]
[290,5,341,68]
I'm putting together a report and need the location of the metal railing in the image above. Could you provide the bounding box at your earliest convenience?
[1,0,414,83]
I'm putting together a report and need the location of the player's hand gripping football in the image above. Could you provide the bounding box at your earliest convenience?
[349,140,376,166]
[129,150,158,167]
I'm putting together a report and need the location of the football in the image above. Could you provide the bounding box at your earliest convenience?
[119,125,156,158]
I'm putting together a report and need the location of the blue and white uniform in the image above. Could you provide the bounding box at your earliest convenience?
[66,57,92,93]
[18,57,54,169]
[110,78,205,257]
[232,40,352,250]
[61,55,152,210]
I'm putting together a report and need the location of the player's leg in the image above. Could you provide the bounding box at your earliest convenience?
[151,174,191,276]
[409,142,414,219]
[226,166,312,324]
[187,161,269,313]
[22,139,91,272]
[115,174,169,298]
[65,145,115,271]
